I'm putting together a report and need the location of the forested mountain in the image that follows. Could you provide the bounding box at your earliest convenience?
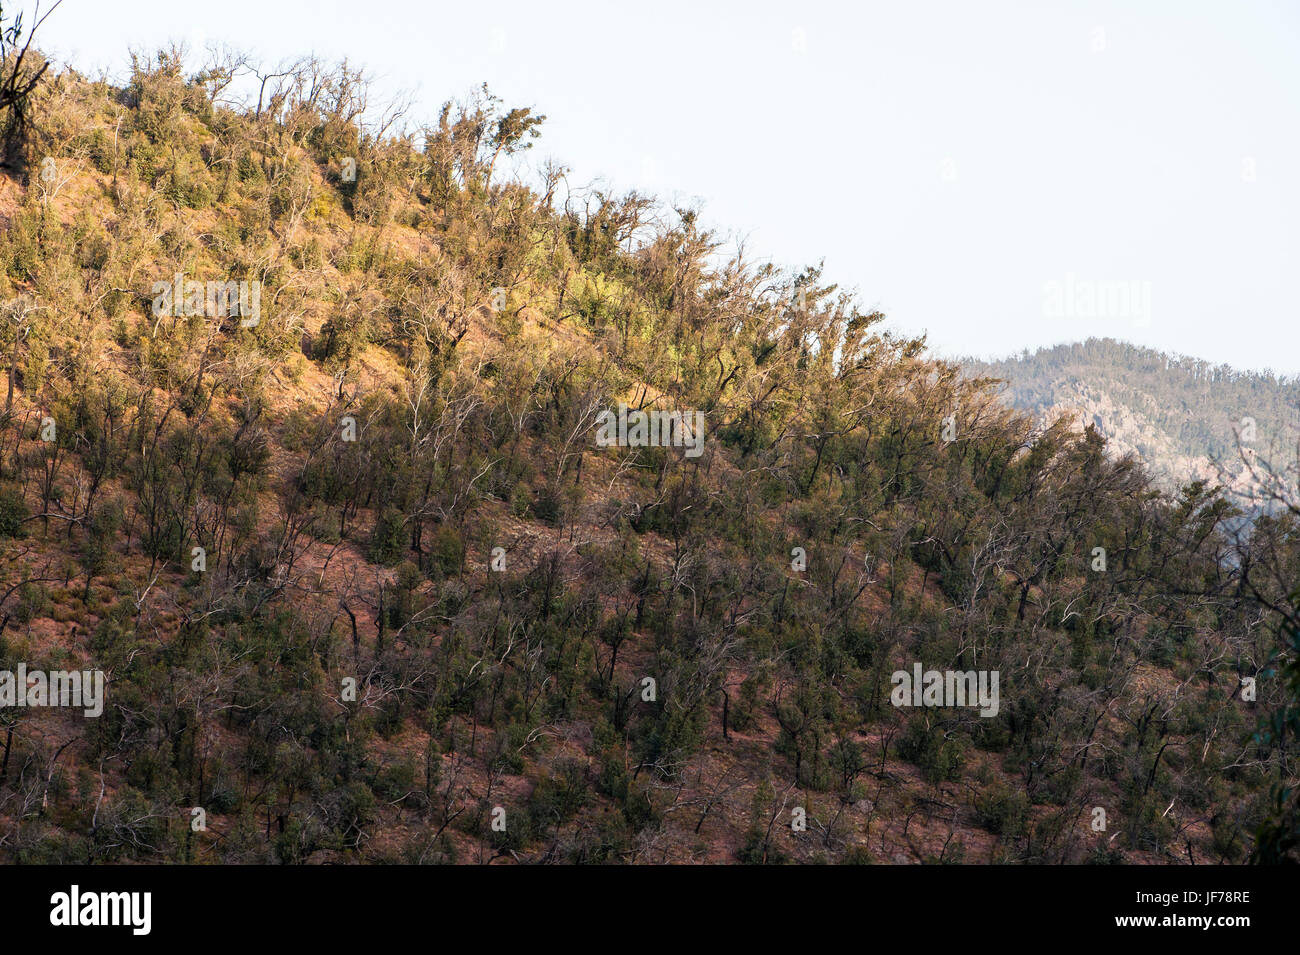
[963,339,1300,498]
[0,48,1296,865]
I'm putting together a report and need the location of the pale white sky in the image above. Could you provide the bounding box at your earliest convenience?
[29,0,1300,373]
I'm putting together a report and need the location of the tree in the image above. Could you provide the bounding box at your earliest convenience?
[0,0,59,162]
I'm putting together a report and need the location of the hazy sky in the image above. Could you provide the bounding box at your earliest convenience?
[31,0,1300,373]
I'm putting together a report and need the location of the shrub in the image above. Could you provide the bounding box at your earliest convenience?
[0,484,28,537]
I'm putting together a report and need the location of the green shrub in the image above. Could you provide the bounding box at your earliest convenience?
[0,484,28,537]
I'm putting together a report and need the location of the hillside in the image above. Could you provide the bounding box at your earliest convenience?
[963,339,1300,499]
[0,50,1296,865]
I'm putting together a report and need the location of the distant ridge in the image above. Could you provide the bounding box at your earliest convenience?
[962,338,1300,494]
